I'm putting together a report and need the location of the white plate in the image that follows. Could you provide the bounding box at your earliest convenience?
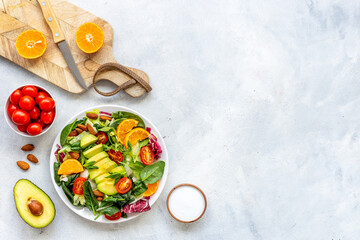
[49,105,168,223]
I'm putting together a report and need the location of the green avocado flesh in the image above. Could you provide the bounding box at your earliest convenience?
[88,158,117,180]
[86,151,108,164]
[97,179,117,195]
[95,166,126,184]
[80,134,98,148]
[83,144,103,158]
[14,179,55,228]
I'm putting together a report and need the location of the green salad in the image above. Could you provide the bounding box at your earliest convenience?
[54,109,164,220]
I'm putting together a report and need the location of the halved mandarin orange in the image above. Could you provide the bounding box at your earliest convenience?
[75,22,104,53]
[116,119,139,144]
[15,30,47,59]
[124,127,150,148]
[57,159,84,175]
[143,181,159,197]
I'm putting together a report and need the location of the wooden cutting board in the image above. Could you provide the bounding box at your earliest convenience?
[0,0,149,96]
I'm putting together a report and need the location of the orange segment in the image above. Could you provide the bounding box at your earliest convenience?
[143,181,159,197]
[16,30,47,59]
[116,119,139,144]
[57,159,84,175]
[75,22,104,53]
[124,128,150,148]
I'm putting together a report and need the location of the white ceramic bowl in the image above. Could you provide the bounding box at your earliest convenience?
[4,84,56,137]
[49,105,168,223]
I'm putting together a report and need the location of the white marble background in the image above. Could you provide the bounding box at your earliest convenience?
[1,0,360,239]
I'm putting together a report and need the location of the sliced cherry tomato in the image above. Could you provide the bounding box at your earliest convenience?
[38,97,55,111]
[34,118,46,127]
[96,131,108,144]
[108,149,123,164]
[116,177,132,194]
[105,211,121,221]
[7,103,19,118]
[17,124,28,132]
[26,123,42,136]
[19,96,35,111]
[72,177,87,195]
[40,109,55,125]
[22,85,38,98]
[10,89,23,105]
[12,109,30,125]
[140,146,154,165]
[35,91,49,105]
[29,106,41,120]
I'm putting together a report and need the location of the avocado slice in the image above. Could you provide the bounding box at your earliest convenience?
[95,166,127,184]
[88,158,117,180]
[97,179,118,195]
[80,134,98,148]
[95,172,110,184]
[83,144,103,158]
[14,179,55,228]
[86,151,108,164]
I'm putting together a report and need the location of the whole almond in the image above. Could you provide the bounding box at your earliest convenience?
[21,144,35,151]
[69,152,80,160]
[75,128,83,134]
[27,154,38,163]
[17,161,29,170]
[100,115,112,121]
[93,190,105,197]
[77,124,87,131]
[86,112,98,119]
[87,123,96,135]
[68,130,78,137]
[96,197,103,201]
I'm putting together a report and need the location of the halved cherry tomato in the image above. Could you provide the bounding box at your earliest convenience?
[10,89,23,105]
[38,97,55,111]
[105,211,121,221]
[108,149,123,164]
[22,85,38,98]
[7,103,19,118]
[72,177,87,195]
[96,131,108,144]
[140,146,154,165]
[12,109,30,125]
[116,177,132,194]
[26,123,42,136]
[29,106,41,120]
[40,109,55,124]
[35,91,49,105]
[17,124,28,132]
[19,96,35,111]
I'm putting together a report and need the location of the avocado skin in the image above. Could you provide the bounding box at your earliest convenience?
[14,179,56,228]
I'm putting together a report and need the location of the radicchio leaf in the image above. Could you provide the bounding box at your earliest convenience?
[122,197,151,214]
[149,134,162,159]
[55,144,66,163]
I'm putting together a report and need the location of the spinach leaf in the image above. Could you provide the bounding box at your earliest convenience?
[110,119,125,129]
[128,161,145,179]
[83,181,98,215]
[60,118,78,146]
[54,162,61,186]
[98,126,114,132]
[64,174,79,187]
[111,111,145,128]
[131,180,148,196]
[98,206,121,216]
[140,161,165,184]
[83,161,99,170]
[61,182,74,203]
[106,172,125,185]
[79,152,86,165]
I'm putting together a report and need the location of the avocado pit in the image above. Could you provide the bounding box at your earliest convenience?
[27,198,44,216]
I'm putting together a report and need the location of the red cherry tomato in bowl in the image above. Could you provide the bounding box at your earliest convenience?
[29,106,41,120]
[10,89,23,105]
[39,97,55,111]
[105,212,121,221]
[12,109,30,125]
[116,177,132,194]
[72,177,87,195]
[33,118,46,127]
[26,123,42,136]
[19,96,35,111]
[35,91,49,105]
[17,124,29,132]
[96,131,108,144]
[108,149,123,164]
[40,109,55,125]
[22,85,38,98]
[7,103,19,118]
[140,146,154,165]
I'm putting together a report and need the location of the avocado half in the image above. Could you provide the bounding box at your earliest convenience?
[14,179,55,228]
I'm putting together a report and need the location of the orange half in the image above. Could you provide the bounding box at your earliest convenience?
[116,119,139,144]
[57,159,84,175]
[16,30,47,59]
[75,22,104,53]
[143,181,159,197]
[124,128,149,148]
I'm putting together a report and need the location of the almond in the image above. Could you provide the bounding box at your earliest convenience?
[93,190,105,197]
[75,128,83,134]
[96,197,103,201]
[27,154,38,163]
[100,115,112,121]
[86,112,98,119]
[68,130,78,136]
[77,124,87,131]
[69,152,80,160]
[17,161,29,170]
[87,123,96,135]
[21,144,35,151]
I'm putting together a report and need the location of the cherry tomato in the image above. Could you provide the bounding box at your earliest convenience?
[108,149,123,164]
[19,96,35,111]
[10,89,23,105]
[35,91,49,105]
[29,106,41,120]
[116,177,132,194]
[72,177,87,195]
[96,131,108,144]
[34,118,46,127]
[17,124,28,132]
[12,109,30,125]
[105,211,121,221]
[140,146,154,165]
[38,97,55,111]
[26,123,42,135]
[7,103,19,118]
[22,85,38,98]
[40,109,55,125]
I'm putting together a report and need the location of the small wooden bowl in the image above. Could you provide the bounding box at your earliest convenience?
[167,183,207,223]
